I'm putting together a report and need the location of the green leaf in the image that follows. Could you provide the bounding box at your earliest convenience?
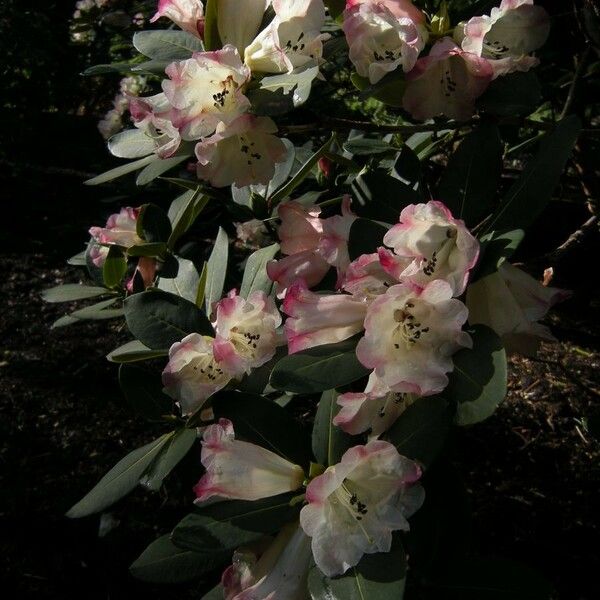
[473,229,525,281]
[203,0,222,51]
[107,340,168,363]
[483,116,581,235]
[158,257,201,303]
[211,391,312,468]
[119,364,173,422]
[269,134,335,205]
[41,284,111,303]
[270,337,370,394]
[343,137,397,156]
[66,432,174,518]
[168,188,208,249]
[124,289,214,349]
[308,540,406,600]
[427,557,554,599]
[348,218,389,261]
[204,227,229,313]
[247,85,296,116]
[437,123,503,226]
[240,243,280,298]
[448,326,507,426]
[353,71,407,108]
[108,129,154,159]
[324,0,345,19]
[383,396,452,469]
[137,203,173,244]
[259,66,320,108]
[133,30,204,61]
[196,261,208,308]
[103,246,128,288]
[85,155,156,186]
[171,493,301,554]
[479,71,542,117]
[141,428,197,490]
[127,243,167,257]
[51,298,124,328]
[312,389,354,467]
[136,155,190,186]
[67,251,87,267]
[130,535,218,584]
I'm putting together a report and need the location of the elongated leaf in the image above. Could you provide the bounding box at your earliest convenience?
[270,337,370,394]
[127,243,167,257]
[383,396,452,468]
[42,284,111,303]
[479,71,542,117]
[211,391,312,468]
[130,535,219,583]
[67,297,124,321]
[196,261,208,308]
[483,116,581,234]
[141,428,197,490]
[85,155,156,186]
[312,389,354,467]
[172,493,301,554]
[137,203,173,244]
[107,340,168,363]
[473,228,525,281]
[124,289,214,349]
[108,129,154,159]
[203,0,222,50]
[133,30,204,61]
[348,218,389,261]
[343,137,396,156]
[67,251,87,267]
[240,243,280,298]
[438,123,503,226]
[308,540,406,600]
[136,155,190,186]
[158,257,201,303]
[448,326,507,426]
[103,246,127,288]
[204,227,229,313]
[119,364,173,422]
[168,188,208,248]
[66,432,174,518]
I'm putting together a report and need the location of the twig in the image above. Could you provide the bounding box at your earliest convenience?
[560,46,591,120]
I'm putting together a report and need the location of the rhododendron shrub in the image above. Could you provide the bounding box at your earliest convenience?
[42,0,585,597]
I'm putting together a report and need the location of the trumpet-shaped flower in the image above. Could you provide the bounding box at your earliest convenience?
[403,37,493,121]
[194,419,305,502]
[466,262,570,356]
[343,1,425,84]
[346,0,425,24]
[341,251,401,301]
[300,440,424,577]
[266,251,331,298]
[150,0,205,37]
[382,201,479,296]
[213,289,282,377]
[162,334,231,416]
[356,280,472,396]
[163,46,251,141]
[89,207,141,247]
[217,0,271,57]
[459,0,550,78]
[283,280,368,354]
[277,201,323,256]
[195,114,287,188]
[334,372,416,436]
[245,0,328,74]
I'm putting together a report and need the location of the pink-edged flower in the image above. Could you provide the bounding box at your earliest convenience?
[217,0,271,57]
[300,440,424,577]
[318,196,356,277]
[334,372,417,436]
[224,523,312,600]
[356,280,472,396]
[163,46,251,141]
[283,280,368,354]
[162,333,231,416]
[89,207,141,247]
[277,201,323,256]
[403,37,493,121]
[341,251,400,301]
[466,261,570,356]
[195,114,287,188]
[150,0,205,37]
[382,200,480,296]
[194,418,305,502]
[235,219,269,250]
[213,289,282,378]
[266,251,331,298]
[346,0,426,24]
[245,0,328,74]
[129,93,182,158]
[89,244,109,268]
[343,1,425,84]
[459,0,550,78]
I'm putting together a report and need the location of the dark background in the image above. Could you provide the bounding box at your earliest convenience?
[1,1,599,598]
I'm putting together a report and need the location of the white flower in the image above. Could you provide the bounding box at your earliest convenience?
[217,0,271,57]
[150,0,205,37]
[300,440,424,576]
[194,419,305,502]
[89,207,141,247]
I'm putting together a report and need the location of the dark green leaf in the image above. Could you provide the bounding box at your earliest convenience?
[168,188,208,249]
[473,229,525,281]
[312,389,354,467]
[85,155,156,186]
[438,123,503,226]
[107,340,168,363]
[448,326,507,426]
[240,243,280,298]
[133,30,204,61]
[119,364,173,422]
[127,243,167,257]
[41,284,111,303]
[158,257,201,303]
[137,203,173,244]
[130,535,219,583]
[124,289,214,349]
[171,493,301,554]
[392,145,421,190]
[270,337,370,394]
[348,218,389,261]
[66,433,174,518]
[201,584,225,600]
[203,0,222,50]
[204,227,229,313]
[343,137,397,156]
[383,396,452,468]
[479,71,542,117]
[324,0,345,19]
[247,86,296,116]
[103,246,128,288]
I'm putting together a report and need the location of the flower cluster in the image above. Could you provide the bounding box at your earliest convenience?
[98,75,147,140]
